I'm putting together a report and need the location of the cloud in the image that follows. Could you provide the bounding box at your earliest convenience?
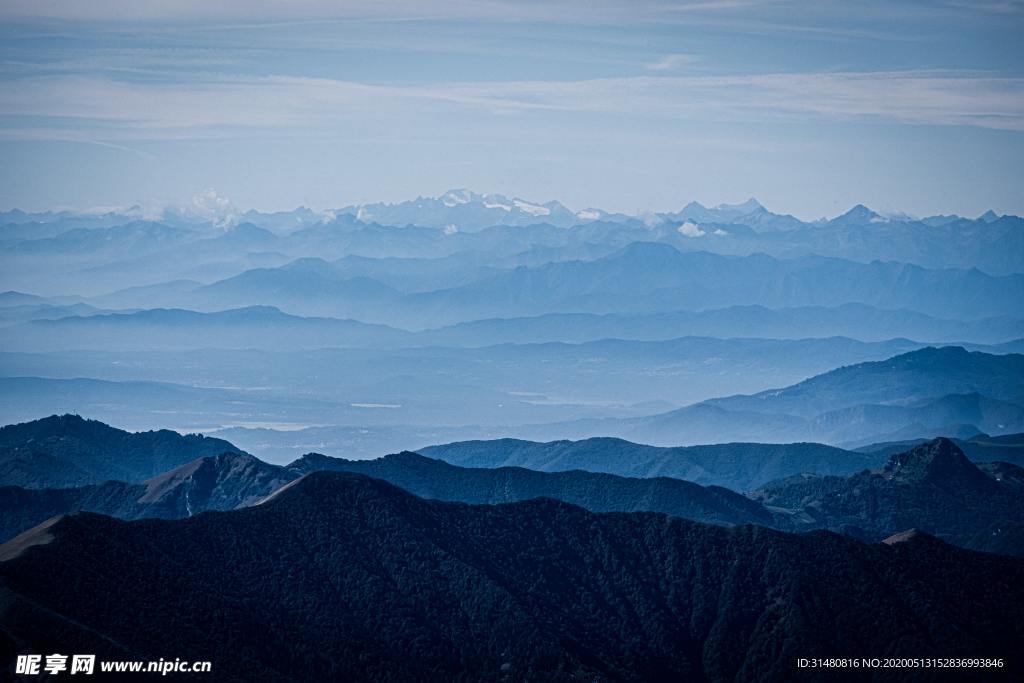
[646,54,699,71]
[944,0,1024,14]
[0,0,754,27]
[678,221,705,237]
[188,189,237,228]
[0,0,779,24]
[1,69,1023,144]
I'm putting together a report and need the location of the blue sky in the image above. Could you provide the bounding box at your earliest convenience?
[0,0,1022,218]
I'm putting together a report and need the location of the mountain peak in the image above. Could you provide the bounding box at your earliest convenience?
[0,413,107,440]
[832,204,884,224]
[139,450,291,510]
[440,188,477,206]
[882,438,989,488]
[0,415,244,489]
[978,209,999,223]
[285,452,343,475]
[259,469,414,512]
[716,198,764,214]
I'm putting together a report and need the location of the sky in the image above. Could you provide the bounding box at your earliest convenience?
[0,0,1022,219]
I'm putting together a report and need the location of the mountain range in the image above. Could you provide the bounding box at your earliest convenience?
[4,195,1023,312]
[421,438,877,491]
[2,415,1021,559]
[2,471,1022,681]
[5,193,1021,294]
[419,303,1024,346]
[114,242,1021,327]
[4,187,1023,681]
[0,448,778,543]
[13,303,1023,353]
[4,190,1021,460]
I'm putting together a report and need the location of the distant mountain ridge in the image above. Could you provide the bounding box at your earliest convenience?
[421,438,878,491]
[0,305,413,351]
[523,346,1024,447]
[7,194,1020,282]
[6,193,1013,237]
[386,243,1024,325]
[419,303,1024,346]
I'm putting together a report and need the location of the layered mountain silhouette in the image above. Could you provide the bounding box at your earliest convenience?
[5,193,1022,464]
[2,472,1022,681]
[422,438,879,491]
[49,242,1023,326]
[0,440,795,543]
[286,450,777,527]
[3,416,1021,558]
[392,243,1024,325]
[5,188,1024,682]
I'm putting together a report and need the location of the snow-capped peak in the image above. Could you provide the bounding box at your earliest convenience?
[513,199,550,216]
[576,209,603,221]
[715,198,764,214]
[441,189,475,207]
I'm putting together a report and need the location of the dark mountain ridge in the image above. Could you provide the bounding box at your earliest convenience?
[858,431,1024,467]
[2,472,1022,681]
[0,414,243,488]
[0,451,286,542]
[752,438,1024,555]
[286,450,777,527]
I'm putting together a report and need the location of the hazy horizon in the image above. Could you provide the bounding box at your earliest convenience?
[3,187,1018,223]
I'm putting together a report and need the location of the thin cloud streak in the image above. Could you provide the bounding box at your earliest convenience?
[0,0,780,24]
[646,54,701,71]
[2,70,1022,142]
